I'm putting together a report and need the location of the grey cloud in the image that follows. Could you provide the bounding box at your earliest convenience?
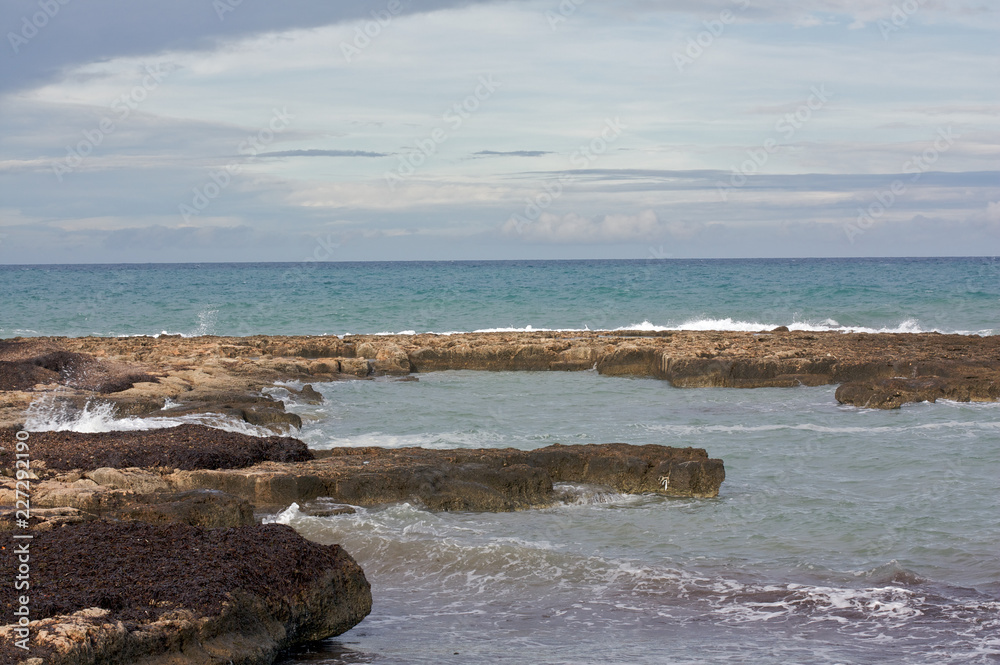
[473,150,554,158]
[256,149,390,158]
[517,169,1000,194]
[0,0,493,95]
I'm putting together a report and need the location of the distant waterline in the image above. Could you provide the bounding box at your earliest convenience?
[1,257,998,338]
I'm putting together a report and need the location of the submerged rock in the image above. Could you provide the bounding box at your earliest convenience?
[0,521,371,665]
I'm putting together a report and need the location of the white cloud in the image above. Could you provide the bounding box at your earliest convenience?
[988,201,1000,223]
[503,209,681,243]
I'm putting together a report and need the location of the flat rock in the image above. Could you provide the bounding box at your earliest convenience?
[170,443,726,511]
[3,332,998,423]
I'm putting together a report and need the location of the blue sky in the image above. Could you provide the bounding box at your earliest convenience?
[1,0,998,262]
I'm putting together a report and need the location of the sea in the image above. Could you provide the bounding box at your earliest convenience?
[3,258,999,664]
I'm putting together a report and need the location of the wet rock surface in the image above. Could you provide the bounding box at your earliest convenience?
[0,521,372,665]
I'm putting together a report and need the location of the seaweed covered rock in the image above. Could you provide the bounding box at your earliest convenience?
[0,424,313,472]
[0,521,371,665]
[0,341,156,394]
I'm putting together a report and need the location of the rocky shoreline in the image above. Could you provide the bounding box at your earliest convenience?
[3,331,998,431]
[3,329,996,664]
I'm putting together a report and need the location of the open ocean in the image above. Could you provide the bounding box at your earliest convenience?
[5,258,1000,664]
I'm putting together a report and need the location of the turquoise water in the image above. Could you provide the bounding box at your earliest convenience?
[2,257,999,337]
[269,373,1000,664]
[6,258,1000,663]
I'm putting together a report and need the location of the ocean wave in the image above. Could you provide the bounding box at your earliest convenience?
[300,429,510,451]
[268,501,999,645]
[318,318,994,337]
[23,396,277,437]
[638,420,1000,437]
[616,318,987,335]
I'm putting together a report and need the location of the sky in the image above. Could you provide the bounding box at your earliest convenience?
[0,0,998,263]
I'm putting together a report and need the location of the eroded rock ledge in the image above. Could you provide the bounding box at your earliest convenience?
[170,442,726,511]
[1,427,724,519]
[3,331,998,425]
[0,522,371,665]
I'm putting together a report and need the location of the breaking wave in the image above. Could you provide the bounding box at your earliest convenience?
[23,396,277,437]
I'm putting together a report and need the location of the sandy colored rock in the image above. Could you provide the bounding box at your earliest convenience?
[3,332,998,426]
[166,442,725,510]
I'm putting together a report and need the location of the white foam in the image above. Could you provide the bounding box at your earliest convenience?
[303,430,507,450]
[553,483,639,507]
[316,317,993,337]
[267,502,302,525]
[23,396,279,436]
[614,317,965,335]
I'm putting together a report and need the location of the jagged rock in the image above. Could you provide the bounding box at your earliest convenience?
[85,467,170,493]
[0,506,96,532]
[0,342,156,394]
[287,384,324,404]
[338,358,371,377]
[0,522,371,665]
[239,405,303,429]
[0,476,254,528]
[102,489,255,528]
[836,375,1000,409]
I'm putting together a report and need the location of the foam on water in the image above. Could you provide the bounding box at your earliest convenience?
[616,317,984,335]
[23,395,279,437]
[333,317,994,338]
[271,499,1000,664]
[265,369,1000,664]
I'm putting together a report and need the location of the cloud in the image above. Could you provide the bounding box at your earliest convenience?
[473,150,554,158]
[988,201,1000,223]
[256,149,390,158]
[0,0,495,95]
[502,209,679,243]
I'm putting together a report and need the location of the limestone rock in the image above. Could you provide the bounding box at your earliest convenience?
[170,443,725,511]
